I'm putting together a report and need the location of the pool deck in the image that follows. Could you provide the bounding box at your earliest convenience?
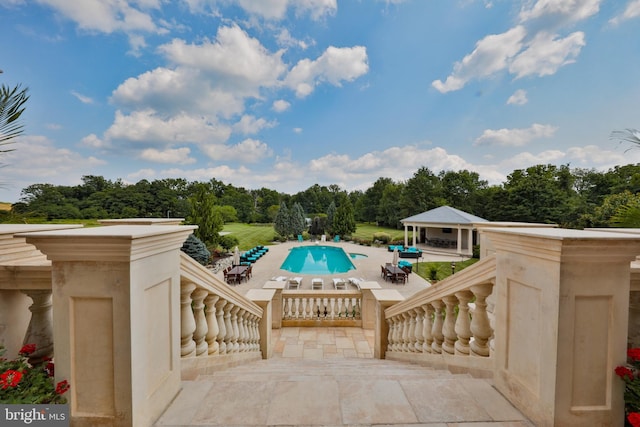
[216,240,469,298]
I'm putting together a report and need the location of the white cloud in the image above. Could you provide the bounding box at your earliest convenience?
[272,99,291,112]
[509,31,585,79]
[0,135,106,198]
[610,0,640,25]
[139,147,195,164]
[293,127,303,133]
[432,26,526,93]
[199,137,273,163]
[507,89,528,105]
[474,123,558,147]
[276,28,310,49]
[105,109,232,145]
[519,0,601,25]
[286,45,369,97]
[181,0,336,21]
[71,90,94,104]
[232,115,276,134]
[31,0,168,50]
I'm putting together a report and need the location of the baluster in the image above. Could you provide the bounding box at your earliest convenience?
[355,298,362,319]
[21,290,54,364]
[180,282,197,357]
[386,318,394,352]
[223,303,234,354]
[345,298,352,318]
[243,310,252,352]
[287,297,294,319]
[191,288,209,356]
[250,314,259,351]
[407,310,417,352]
[322,298,328,318]
[454,290,473,355]
[393,315,402,351]
[300,298,307,319]
[204,295,220,355]
[351,298,358,318]
[215,299,227,354]
[414,307,424,352]
[422,303,433,353]
[292,298,299,319]
[470,283,493,357]
[315,298,322,318]
[431,300,444,354]
[336,298,343,318]
[231,306,241,353]
[442,295,458,355]
[329,298,336,319]
[237,309,246,352]
[486,285,496,354]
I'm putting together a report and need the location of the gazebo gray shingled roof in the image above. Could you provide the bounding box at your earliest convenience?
[401,205,488,225]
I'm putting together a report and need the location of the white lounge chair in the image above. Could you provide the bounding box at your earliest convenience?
[311,278,324,290]
[348,277,364,290]
[321,234,326,242]
[332,278,346,290]
[271,276,288,281]
[288,277,302,289]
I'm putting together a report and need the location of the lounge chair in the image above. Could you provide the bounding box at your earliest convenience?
[288,277,302,289]
[311,278,324,290]
[332,278,346,290]
[321,234,326,242]
[348,277,365,290]
[333,235,340,242]
[297,235,304,242]
[271,276,287,281]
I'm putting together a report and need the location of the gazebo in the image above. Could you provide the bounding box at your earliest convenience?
[400,206,488,256]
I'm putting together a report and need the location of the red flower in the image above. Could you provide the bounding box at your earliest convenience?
[628,412,640,427]
[616,366,635,380]
[628,348,640,361]
[55,380,69,395]
[45,362,55,377]
[19,344,36,356]
[0,369,23,389]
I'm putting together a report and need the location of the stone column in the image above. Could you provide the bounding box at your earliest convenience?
[486,227,640,427]
[21,224,195,427]
[246,289,275,359]
[370,289,404,359]
[262,280,286,329]
[359,281,382,330]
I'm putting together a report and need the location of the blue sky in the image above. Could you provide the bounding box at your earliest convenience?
[1,0,640,203]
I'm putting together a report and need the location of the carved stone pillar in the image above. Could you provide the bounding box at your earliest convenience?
[21,289,54,364]
[204,295,220,355]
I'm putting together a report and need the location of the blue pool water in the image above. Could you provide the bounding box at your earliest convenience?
[280,245,357,274]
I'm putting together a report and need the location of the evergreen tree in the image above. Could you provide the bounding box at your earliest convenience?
[188,183,223,245]
[333,198,356,237]
[274,201,290,238]
[290,202,306,236]
[326,201,336,235]
[180,234,211,265]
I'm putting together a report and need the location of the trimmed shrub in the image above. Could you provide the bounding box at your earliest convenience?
[181,234,211,266]
[373,232,392,244]
[219,234,239,251]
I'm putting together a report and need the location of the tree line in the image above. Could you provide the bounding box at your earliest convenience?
[5,162,640,240]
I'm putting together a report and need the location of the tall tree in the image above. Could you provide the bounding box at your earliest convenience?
[274,201,290,238]
[290,202,306,237]
[188,183,223,245]
[326,201,336,235]
[333,198,356,237]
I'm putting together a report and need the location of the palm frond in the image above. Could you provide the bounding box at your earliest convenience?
[610,128,640,153]
[0,84,30,149]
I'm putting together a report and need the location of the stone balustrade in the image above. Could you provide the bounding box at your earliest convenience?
[179,252,269,377]
[383,255,497,374]
[281,290,362,326]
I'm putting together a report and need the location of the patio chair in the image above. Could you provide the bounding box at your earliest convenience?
[332,278,346,290]
[321,234,326,242]
[333,235,340,242]
[348,277,364,290]
[312,278,324,290]
[297,234,304,242]
[288,277,302,289]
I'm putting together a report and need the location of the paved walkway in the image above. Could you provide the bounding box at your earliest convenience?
[156,327,534,427]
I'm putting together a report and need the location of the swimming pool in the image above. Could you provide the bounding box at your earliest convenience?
[280,245,357,274]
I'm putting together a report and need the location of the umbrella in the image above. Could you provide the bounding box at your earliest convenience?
[233,246,240,266]
[392,247,399,266]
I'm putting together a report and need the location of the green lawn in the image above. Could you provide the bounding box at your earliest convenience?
[413,258,479,282]
[351,223,405,243]
[221,223,277,250]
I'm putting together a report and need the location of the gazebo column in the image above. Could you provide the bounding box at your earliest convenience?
[403,225,408,247]
[412,225,417,247]
[457,226,462,254]
[467,227,474,255]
